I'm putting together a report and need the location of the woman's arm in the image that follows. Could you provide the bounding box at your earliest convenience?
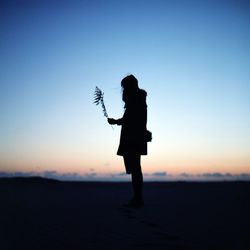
[107,118,123,125]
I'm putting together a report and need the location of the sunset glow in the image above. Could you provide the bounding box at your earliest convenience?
[0,0,249,180]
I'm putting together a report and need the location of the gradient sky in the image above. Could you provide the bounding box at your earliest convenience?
[0,0,249,180]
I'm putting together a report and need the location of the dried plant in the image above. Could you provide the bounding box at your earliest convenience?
[94,86,109,118]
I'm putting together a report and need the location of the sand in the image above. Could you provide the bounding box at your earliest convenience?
[0,177,250,250]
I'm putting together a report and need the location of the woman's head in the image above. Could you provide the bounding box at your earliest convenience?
[121,75,139,91]
[121,75,147,108]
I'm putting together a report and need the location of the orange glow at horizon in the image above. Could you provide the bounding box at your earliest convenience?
[1,151,249,176]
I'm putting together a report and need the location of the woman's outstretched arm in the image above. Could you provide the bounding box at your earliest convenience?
[107,118,123,125]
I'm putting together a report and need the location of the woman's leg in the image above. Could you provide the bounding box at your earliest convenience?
[123,155,144,205]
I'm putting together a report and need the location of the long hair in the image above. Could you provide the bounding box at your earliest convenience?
[121,75,147,109]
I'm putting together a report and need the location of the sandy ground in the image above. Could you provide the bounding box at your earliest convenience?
[0,178,250,250]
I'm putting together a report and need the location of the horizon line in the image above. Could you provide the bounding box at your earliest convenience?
[1,170,250,181]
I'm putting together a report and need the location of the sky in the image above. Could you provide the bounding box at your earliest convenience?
[0,0,250,181]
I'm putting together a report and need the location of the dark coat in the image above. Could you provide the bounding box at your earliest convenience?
[117,89,148,156]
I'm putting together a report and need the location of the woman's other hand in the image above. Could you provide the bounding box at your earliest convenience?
[107,118,116,125]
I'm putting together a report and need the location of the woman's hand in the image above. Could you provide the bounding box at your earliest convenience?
[107,118,117,125]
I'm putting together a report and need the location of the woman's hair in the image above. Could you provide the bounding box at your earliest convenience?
[121,75,146,108]
[121,75,139,90]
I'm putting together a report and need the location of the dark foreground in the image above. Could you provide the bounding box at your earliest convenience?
[0,178,250,250]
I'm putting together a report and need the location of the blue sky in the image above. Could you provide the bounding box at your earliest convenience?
[0,0,249,180]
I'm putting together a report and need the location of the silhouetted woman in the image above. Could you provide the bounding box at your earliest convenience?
[108,75,148,208]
